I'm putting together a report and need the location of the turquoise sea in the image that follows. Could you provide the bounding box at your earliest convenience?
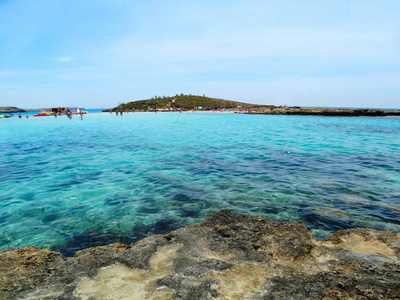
[1,111,399,256]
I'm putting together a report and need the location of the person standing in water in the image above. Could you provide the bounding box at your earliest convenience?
[25,113,29,119]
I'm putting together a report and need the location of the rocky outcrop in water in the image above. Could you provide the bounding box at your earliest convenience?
[1,210,399,299]
[0,107,24,113]
[252,107,400,117]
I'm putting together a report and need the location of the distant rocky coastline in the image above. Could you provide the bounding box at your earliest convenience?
[1,210,399,299]
[106,106,400,117]
[251,106,400,117]
[0,106,25,113]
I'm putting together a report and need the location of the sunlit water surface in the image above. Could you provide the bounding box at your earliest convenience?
[1,112,399,256]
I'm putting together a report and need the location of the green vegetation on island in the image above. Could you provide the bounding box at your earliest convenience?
[109,94,400,116]
[111,94,267,111]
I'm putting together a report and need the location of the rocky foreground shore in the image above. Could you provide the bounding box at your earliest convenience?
[1,210,399,299]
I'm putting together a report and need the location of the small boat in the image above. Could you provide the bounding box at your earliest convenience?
[33,112,54,117]
[71,111,87,114]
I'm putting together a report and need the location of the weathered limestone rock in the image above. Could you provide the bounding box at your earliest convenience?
[1,210,399,299]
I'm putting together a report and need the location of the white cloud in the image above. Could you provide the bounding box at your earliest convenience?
[54,56,74,62]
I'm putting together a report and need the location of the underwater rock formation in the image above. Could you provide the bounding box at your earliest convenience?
[1,210,399,299]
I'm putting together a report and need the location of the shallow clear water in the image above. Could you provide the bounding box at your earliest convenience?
[1,112,399,256]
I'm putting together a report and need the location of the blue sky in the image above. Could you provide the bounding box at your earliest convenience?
[1,0,399,108]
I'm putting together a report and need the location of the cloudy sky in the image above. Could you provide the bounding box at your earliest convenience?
[1,0,399,108]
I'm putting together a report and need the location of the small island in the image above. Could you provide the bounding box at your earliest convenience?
[108,94,400,117]
[107,94,265,112]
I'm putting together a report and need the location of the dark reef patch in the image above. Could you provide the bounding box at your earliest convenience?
[57,217,186,258]
[300,211,356,232]
[56,228,137,258]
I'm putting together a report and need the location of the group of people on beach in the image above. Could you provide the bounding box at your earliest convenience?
[8,110,84,120]
[51,107,84,119]
[112,109,133,115]
[55,109,84,120]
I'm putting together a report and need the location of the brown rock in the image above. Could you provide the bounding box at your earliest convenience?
[0,210,399,299]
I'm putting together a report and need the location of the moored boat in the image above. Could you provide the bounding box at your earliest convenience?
[71,111,87,114]
[33,112,54,117]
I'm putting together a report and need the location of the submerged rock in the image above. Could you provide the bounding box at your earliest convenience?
[1,210,399,299]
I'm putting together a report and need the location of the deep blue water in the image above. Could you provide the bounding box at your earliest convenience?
[1,112,399,256]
